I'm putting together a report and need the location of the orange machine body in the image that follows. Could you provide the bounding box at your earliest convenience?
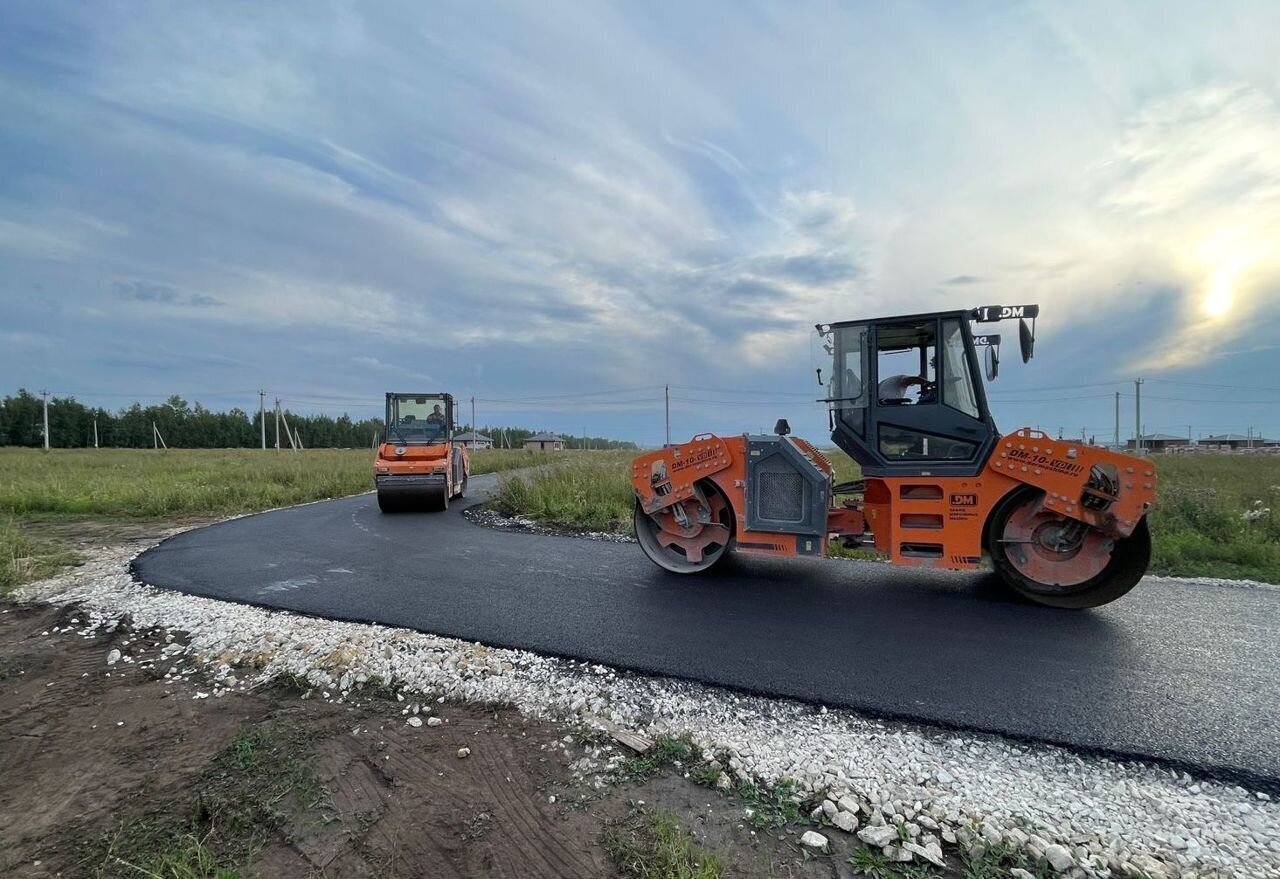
[631,429,1155,572]
[374,441,459,482]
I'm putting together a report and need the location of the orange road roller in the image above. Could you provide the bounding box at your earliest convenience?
[631,306,1156,608]
[375,392,470,512]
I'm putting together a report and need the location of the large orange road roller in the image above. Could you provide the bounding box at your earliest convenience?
[631,306,1156,608]
[375,392,470,512]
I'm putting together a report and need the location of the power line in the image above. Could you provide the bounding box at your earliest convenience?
[670,384,814,398]
[988,393,1120,403]
[984,381,1128,394]
[669,396,822,406]
[1141,395,1280,404]
[1147,378,1280,393]
[474,386,660,402]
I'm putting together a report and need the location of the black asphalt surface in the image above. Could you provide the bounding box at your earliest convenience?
[133,473,1280,788]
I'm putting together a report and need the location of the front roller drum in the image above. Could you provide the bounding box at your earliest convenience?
[989,489,1151,609]
[377,482,449,513]
[634,481,733,574]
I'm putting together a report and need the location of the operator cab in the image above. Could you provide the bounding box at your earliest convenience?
[385,392,455,444]
[819,306,1036,477]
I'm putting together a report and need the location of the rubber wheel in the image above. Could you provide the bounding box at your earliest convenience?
[634,481,734,574]
[988,489,1151,609]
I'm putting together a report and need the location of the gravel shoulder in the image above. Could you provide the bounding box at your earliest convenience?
[9,530,1280,878]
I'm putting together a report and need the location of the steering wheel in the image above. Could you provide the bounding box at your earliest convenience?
[918,380,939,405]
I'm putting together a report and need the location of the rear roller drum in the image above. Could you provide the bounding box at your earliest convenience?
[430,484,450,512]
[988,490,1150,609]
[377,491,401,514]
[634,481,734,574]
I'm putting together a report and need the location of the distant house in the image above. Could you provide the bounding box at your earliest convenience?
[1126,433,1190,453]
[1198,433,1277,451]
[455,431,493,450]
[524,431,565,451]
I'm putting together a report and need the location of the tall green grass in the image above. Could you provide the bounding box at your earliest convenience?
[1145,455,1280,579]
[469,448,556,475]
[0,517,78,591]
[493,452,635,531]
[0,447,550,519]
[0,448,376,519]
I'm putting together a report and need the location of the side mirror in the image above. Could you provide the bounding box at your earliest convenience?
[985,345,999,381]
[1019,318,1035,363]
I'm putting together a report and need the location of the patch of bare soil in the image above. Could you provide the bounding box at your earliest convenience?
[0,601,875,878]
[19,517,218,551]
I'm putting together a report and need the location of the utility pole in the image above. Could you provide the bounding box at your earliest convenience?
[274,398,281,450]
[1134,378,1144,452]
[664,384,670,447]
[259,390,267,450]
[40,389,50,449]
[471,396,476,439]
[1114,392,1120,448]
[280,407,297,451]
[93,417,99,449]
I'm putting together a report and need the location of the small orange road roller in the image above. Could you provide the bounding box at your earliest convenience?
[631,306,1156,608]
[374,392,470,512]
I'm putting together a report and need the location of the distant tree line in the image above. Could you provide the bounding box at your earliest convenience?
[0,390,637,450]
[0,389,380,449]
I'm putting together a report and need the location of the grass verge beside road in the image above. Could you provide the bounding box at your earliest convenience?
[0,446,550,592]
[492,448,1280,583]
[493,451,635,532]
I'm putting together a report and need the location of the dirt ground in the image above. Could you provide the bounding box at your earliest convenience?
[0,600,885,879]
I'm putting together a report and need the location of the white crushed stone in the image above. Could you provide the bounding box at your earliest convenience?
[13,539,1280,879]
[799,829,829,850]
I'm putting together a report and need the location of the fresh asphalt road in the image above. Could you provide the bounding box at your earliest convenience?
[133,473,1280,787]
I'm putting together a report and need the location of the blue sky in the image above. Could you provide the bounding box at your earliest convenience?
[2,1,1279,445]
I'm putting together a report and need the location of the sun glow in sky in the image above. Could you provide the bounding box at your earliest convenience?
[1203,264,1237,320]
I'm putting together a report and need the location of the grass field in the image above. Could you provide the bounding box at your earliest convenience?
[493,450,635,531]
[0,446,553,591]
[494,449,1280,583]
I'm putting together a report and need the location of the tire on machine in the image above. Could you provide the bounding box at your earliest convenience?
[986,487,1151,609]
[634,479,734,574]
